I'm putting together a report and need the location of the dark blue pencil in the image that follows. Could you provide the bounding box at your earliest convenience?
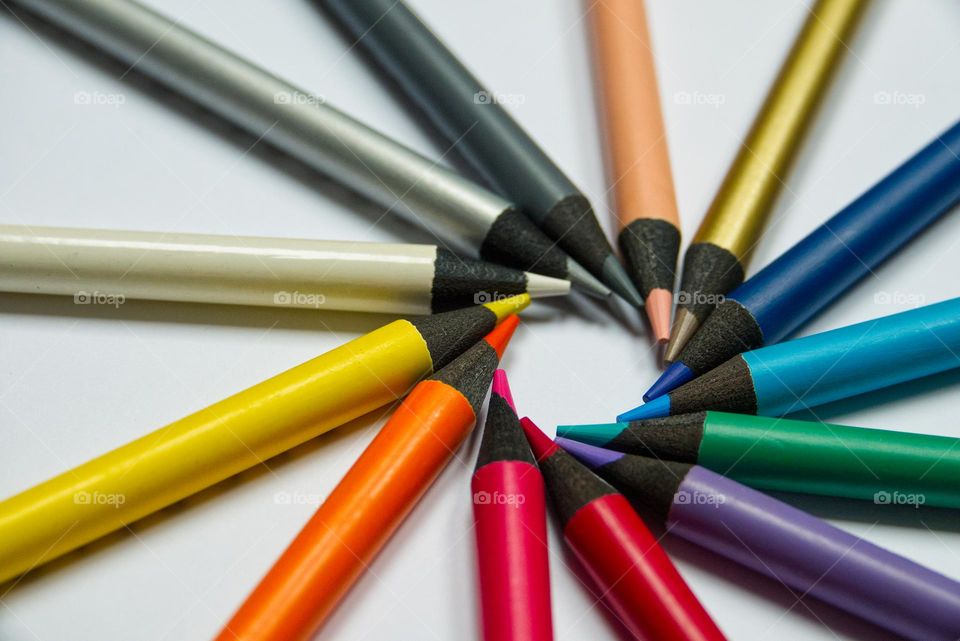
[647,119,960,400]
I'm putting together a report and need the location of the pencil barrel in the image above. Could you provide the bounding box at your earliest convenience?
[0,321,434,583]
[472,461,553,641]
[744,297,960,415]
[0,226,443,314]
[587,0,680,229]
[217,381,477,640]
[565,494,728,641]
[669,467,960,641]
[15,0,508,249]
[738,118,960,341]
[694,0,865,260]
[699,413,960,508]
[320,0,579,219]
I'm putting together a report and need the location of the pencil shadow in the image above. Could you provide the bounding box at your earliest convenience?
[784,367,960,422]
[660,535,905,641]
[0,400,398,593]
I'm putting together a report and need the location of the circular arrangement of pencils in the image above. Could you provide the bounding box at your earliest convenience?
[2,1,959,640]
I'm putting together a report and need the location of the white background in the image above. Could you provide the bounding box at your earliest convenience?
[2,1,960,640]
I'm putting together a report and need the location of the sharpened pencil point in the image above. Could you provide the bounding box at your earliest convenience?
[618,395,671,422]
[483,294,531,321]
[601,255,645,308]
[491,369,516,412]
[566,258,612,298]
[485,315,520,359]
[644,288,673,343]
[555,423,624,447]
[664,307,700,362]
[519,417,559,461]
[555,437,624,469]
[644,362,694,401]
[523,271,572,299]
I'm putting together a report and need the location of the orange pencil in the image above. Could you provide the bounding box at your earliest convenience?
[216,315,521,641]
[588,0,681,343]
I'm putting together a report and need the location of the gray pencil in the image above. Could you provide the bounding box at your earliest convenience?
[318,0,643,308]
[10,0,609,297]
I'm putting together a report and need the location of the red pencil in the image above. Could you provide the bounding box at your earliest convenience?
[472,370,553,641]
[519,417,728,641]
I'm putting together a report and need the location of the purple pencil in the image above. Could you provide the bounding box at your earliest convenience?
[556,437,960,641]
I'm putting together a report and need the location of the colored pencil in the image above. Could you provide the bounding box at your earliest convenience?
[620,297,960,422]
[0,296,528,583]
[14,0,609,298]
[216,316,520,641]
[472,370,553,641]
[649,119,960,399]
[0,224,570,314]
[587,0,681,341]
[318,0,645,308]
[519,417,728,641]
[666,0,866,361]
[558,411,960,509]
[558,439,960,641]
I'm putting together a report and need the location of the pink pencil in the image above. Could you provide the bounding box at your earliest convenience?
[471,370,553,640]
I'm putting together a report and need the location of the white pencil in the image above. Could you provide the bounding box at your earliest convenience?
[0,225,569,315]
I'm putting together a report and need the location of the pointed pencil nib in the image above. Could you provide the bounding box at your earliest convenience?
[644,288,673,344]
[663,307,700,363]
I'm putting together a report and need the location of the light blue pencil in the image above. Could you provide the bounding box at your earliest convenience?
[619,297,960,421]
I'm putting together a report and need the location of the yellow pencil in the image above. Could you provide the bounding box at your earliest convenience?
[0,295,529,584]
[667,0,867,361]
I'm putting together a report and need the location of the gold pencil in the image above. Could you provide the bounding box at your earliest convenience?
[667,0,867,361]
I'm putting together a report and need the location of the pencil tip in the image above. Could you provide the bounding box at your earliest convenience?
[483,293,530,321]
[555,422,623,446]
[664,307,699,362]
[484,315,520,359]
[601,256,645,308]
[519,417,559,461]
[491,369,516,412]
[644,288,673,343]
[566,258,612,298]
[644,362,694,401]
[617,394,671,422]
[554,437,624,469]
[524,272,572,299]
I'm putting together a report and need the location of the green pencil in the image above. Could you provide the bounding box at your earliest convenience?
[559,411,960,509]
